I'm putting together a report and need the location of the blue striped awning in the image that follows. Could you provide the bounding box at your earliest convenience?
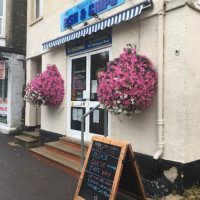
[42,0,153,50]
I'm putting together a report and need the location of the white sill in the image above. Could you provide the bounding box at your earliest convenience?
[30,16,43,26]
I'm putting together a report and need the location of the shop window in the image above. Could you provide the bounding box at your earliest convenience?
[35,0,43,19]
[0,0,4,36]
[71,57,86,101]
[0,63,8,123]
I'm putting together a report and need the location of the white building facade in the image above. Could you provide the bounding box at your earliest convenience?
[0,0,26,133]
[25,0,200,197]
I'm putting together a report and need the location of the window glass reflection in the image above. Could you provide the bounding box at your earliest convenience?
[90,51,109,101]
[71,57,86,101]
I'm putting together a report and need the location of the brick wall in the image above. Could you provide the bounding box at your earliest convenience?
[5,0,27,54]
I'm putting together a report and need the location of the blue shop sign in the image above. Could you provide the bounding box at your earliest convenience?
[66,35,112,55]
[61,0,125,32]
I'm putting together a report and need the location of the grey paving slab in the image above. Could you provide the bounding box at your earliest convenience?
[0,133,78,200]
[0,133,183,200]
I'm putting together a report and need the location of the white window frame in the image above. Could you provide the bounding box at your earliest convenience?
[34,0,43,19]
[0,0,5,37]
[67,46,112,141]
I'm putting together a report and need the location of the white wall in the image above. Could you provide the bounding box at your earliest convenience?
[0,38,5,46]
[25,59,37,127]
[164,7,186,163]
[41,45,68,135]
[25,0,200,164]
[9,54,25,127]
[184,6,200,163]
[0,53,25,133]
[111,16,158,156]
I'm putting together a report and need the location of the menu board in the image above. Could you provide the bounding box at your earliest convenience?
[78,141,121,200]
[74,136,147,200]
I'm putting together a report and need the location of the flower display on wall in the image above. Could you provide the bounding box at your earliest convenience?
[24,65,65,107]
[97,47,157,117]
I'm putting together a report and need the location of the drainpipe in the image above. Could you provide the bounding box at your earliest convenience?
[153,0,165,160]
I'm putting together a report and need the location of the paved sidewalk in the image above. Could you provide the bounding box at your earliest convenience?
[0,133,78,200]
[0,133,183,200]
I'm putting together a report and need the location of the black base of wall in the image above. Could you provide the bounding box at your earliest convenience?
[135,152,200,198]
[26,128,200,198]
[39,129,64,145]
[24,125,40,132]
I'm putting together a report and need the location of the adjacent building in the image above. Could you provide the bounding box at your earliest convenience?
[25,0,200,197]
[0,0,26,133]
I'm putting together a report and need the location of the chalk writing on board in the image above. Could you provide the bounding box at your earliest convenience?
[78,141,121,200]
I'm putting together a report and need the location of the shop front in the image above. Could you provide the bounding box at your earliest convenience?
[38,0,153,141]
[26,0,200,197]
[0,49,25,134]
[0,61,8,123]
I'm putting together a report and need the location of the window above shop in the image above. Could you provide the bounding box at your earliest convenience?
[34,0,43,19]
[30,0,43,26]
[0,0,5,37]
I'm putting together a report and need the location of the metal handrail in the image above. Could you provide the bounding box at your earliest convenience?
[80,103,108,169]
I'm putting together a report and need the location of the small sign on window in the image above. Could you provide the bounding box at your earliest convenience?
[0,62,5,79]
[93,110,99,123]
[72,108,78,121]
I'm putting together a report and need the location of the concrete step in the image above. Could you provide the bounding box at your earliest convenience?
[45,141,87,162]
[22,131,40,139]
[14,135,40,148]
[30,147,81,178]
[60,136,89,151]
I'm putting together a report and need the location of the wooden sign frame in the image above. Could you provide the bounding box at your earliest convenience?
[74,136,147,200]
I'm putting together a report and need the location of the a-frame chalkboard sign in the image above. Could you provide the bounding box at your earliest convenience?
[74,136,147,200]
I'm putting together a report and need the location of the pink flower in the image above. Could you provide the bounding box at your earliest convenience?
[24,65,65,107]
[97,47,157,117]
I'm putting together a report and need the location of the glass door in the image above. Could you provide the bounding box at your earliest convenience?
[69,55,87,139]
[68,48,111,141]
[88,50,109,137]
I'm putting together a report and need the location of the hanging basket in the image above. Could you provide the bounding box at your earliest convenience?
[97,47,157,117]
[24,65,65,107]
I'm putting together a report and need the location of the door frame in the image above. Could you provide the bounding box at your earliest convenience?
[67,46,112,141]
